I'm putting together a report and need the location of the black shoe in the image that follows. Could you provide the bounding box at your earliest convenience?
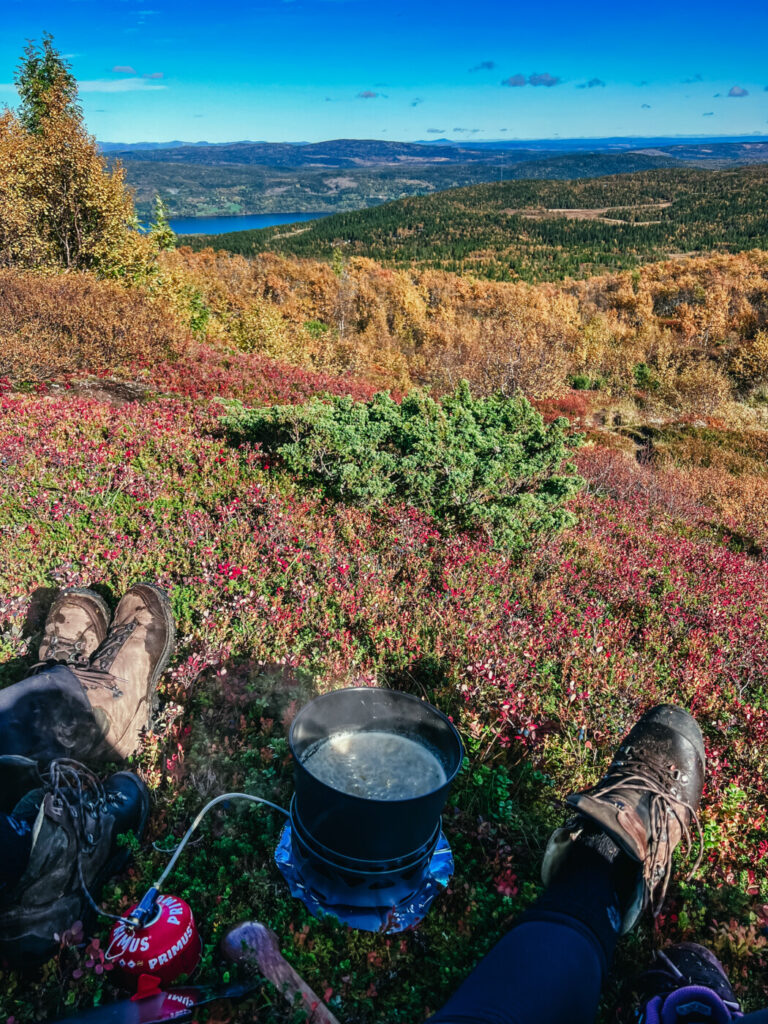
[101,771,150,871]
[0,760,149,965]
[635,943,740,1021]
[542,705,705,933]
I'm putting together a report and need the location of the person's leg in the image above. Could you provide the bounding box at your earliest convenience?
[0,588,111,768]
[428,834,634,1024]
[0,583,174,766]
[0,664,106,765]
[428,923,603,1024]
[430,705,706,1024]
[0,585,173,963]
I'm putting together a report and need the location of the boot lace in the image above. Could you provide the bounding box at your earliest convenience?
[42,759,132,926]
[70,665,125,699]
[587,755,704,916]
[653,949,742,1013]
[89,621,137,676]
[44,759,106,838]
[30,624,136,696]
[41,629,92,666]
[65,621,139,699]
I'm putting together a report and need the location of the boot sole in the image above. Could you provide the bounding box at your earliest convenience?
[133,582,176,737]
[139,582,177,699]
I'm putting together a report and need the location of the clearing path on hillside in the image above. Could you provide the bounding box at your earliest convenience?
[519,201,673,225]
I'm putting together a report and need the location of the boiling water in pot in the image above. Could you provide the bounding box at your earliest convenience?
[301,730,447,800]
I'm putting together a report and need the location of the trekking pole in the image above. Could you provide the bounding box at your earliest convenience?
[222,921,342,1024]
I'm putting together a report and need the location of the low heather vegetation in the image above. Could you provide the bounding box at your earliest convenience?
[2,388,768,1021]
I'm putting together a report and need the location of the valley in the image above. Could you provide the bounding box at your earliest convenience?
[119,138,768,222]
[182,164,768,282]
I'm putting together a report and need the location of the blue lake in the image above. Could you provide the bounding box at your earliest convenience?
[170,211,327,236]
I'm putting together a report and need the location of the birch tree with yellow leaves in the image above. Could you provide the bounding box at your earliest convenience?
[0,35,147,276]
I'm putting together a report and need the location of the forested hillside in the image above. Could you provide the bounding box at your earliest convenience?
[124,150,694,221]
[185,165,768,282]
[123,159,519,221]
[123,143,767,221]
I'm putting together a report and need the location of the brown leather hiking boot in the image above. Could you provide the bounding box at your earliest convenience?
[38,588,111,666]
[542,705,705,934]
[0,760,150,965]
[71,584,175,761]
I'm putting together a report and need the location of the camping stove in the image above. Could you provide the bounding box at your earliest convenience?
[276,687,463,932]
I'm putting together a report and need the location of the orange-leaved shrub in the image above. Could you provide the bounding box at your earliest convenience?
[164,246,768,409]
[0,271,188,380]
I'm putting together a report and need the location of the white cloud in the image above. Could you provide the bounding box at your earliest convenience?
[78,77,167,93]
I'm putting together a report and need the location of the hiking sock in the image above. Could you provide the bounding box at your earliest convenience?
[522,827,639,970]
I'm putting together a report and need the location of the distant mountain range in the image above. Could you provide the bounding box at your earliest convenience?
[102,134,768,159]
[107,139,512,167]
[109,137,768,221]
[415,134,768,151]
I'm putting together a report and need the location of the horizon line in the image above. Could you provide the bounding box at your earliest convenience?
[99,132,768,146]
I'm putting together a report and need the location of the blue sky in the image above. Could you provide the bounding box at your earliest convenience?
[1,0,767,143]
